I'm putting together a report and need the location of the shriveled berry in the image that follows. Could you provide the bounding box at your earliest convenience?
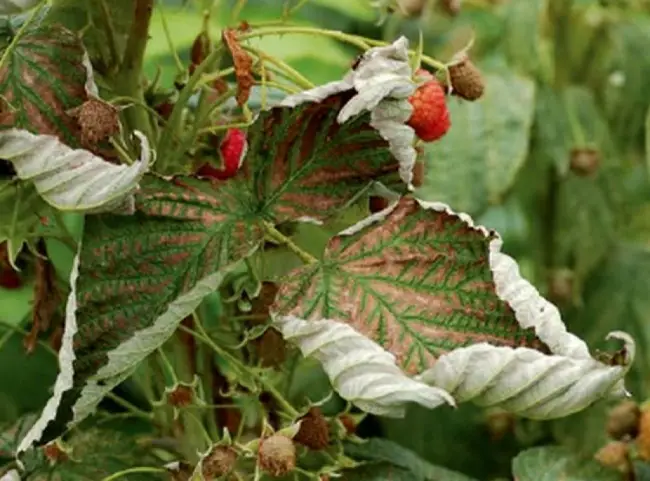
[569,147,600,176]
[449,56,484,101]
[73,98,120,146]
[167,384,193,408]
[294,407,330,451]
[202,445,237,479]
[258,434,296,477]
[594,441,631,474]
[407,80,450,142]
[607,400,640,440]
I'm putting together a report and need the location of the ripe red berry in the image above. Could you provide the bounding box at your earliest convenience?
[407,80,450,142]
[197,128,247,181]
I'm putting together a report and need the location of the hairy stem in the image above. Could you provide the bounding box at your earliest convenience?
[113,0,155,146]
[99,467,167,481]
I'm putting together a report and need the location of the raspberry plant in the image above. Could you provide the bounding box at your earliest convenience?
[0,0,649,480]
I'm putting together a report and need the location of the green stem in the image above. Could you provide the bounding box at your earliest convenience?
[181,320,300,418]
[548,0,572,89]
[113,0,155,145]
[263,221,317,264]
[157,347,179,384]
[244,46,314,89]
[0,3,44,71]
[97,0,121,70]
[100,467,167,481]
[238,26,446,70]
[50,209,79,253]
[105,392,154,421]
[156,45,224,172]
[0,320,57,357]
[157,1,185,74]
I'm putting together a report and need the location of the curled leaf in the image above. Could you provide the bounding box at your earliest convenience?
[281,37,417,186]
[17,251,80,454]
[222,28,254,106]
[0,129,150,213]
[273,197,633,419]
[275,315,454,417]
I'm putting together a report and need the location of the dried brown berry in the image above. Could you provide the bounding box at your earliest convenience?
[569,147,600,176]
[485,411,515,441]
[258,434,296,477]
[636,406,650,460]
[167,385,193,407]
[449,57,484,101]
[338,414,356,436]
[202,445,237,479]
[607,400,640,440]
[294,407,330,450]
[594,441,631,474]
[71,98,120,146]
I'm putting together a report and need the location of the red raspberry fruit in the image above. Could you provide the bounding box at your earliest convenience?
[407,80,450,142]
[197,128,247,180]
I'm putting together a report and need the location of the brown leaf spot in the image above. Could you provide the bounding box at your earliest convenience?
[222,28,254,106]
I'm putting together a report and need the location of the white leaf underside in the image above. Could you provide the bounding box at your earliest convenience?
[273,199,634,420]
[281,36,417,187]
[0,129,150,213]
[16,251,81,455]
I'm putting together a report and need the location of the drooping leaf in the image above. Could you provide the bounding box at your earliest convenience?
[512,446,620,481]
[419,71,535,214]
[0,181,48,267]
[273,197,632,418]
[0,22,87,145]
[344,438,479,481]
[0,129,150,213]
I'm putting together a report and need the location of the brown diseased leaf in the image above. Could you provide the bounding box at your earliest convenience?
[0,24,88,145]
[26,245,62,354]
[222,28,254,106]
[274,197,548,374]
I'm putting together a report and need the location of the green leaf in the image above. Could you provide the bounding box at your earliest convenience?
[574,244,650,396]
[502,0,551,80]
[344,438,479,481]
[0,0,40,15]
[512,446,620,481]
[275,197,545,374]
[31,428,165,481]
[0,180,47,267]
[531,86,612,175]
[419,71,535,214]
[554,174,615,279]
[340,462,416,481]
[0,21,87,144]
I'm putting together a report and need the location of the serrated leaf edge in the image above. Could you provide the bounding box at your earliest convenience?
[68,259,247,427]
[16,250,80,455]
[0,129,150,213]
[272,315,455,417]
